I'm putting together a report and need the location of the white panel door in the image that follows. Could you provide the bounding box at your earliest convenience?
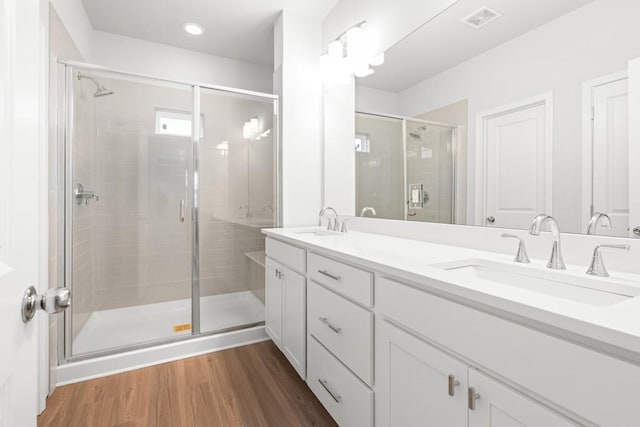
[265,258,283,348]
[375,319,468,427]
[281,265,306,379]
[0,0,46,425]
[468,368,577,427]
[483,102,549,229]
[592,78,629,237]
[628,58,640,238]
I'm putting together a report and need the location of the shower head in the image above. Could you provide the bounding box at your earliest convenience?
[409,126,427,139]
[77,72,114,98]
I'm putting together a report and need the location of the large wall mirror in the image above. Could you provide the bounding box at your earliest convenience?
[347,0,640,238]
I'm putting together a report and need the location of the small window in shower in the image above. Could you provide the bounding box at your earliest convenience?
[355,132,371,153]
[155,109,204,137]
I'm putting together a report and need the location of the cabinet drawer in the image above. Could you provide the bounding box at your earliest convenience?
[308,281,373,385]
[307,336,373,427]
[377,276,640,427]
[266,238,306,273]
[308,252,373,307]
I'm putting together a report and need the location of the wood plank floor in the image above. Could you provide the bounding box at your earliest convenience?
[39,341,337,427]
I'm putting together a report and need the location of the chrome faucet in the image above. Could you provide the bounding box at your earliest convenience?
[318,206,340,231]
[360,206,377,217]
[587,212,612,235]
[529,214,566,270]
[586,244,630,277]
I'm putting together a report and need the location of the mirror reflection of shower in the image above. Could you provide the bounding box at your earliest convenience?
[77,72,115,97]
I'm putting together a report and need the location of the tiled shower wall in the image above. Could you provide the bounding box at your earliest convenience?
[355,114,405,220]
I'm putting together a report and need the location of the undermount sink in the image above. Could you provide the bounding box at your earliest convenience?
[432,259,640,307]
[294,229,343,237]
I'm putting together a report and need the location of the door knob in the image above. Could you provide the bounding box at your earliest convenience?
[486,216,496,224]
[633,226,640,237]
[22,286,71,323]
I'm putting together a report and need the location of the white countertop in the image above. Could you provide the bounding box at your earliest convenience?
[263,227,640,363]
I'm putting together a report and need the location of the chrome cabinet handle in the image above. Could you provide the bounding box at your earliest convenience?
[318,270,341,281]
[468,387,481,410]
[318,316,342,333]
[179,200,186,223]
[448,374,460,397]
[486,216,495,224]
[318,378,342,403]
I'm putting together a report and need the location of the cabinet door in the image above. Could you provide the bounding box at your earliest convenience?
[265,258,283,348]
[281,265,306,379]
[468,368,577,427]
[376,319,468,427]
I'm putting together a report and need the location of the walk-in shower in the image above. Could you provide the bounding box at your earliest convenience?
[355,112,456,223]
[58,62,279,364]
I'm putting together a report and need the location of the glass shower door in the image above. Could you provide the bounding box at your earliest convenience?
[68,68,195,356]
[405,120,455,223]
[197,87,276,334]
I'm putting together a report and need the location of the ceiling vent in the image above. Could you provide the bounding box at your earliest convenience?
[462,6,502,29]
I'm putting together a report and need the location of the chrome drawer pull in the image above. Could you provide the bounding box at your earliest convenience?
[468,387,481,410]
[318,270,341,281]
[318,378,342,403]
[447,374,460,397]
[318,316,342,333]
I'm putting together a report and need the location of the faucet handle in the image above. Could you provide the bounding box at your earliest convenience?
[586,244,630,277]
[501,233,530,263]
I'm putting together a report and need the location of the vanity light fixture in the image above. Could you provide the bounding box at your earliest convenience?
[320,21,384,85]
[183,22,204,35]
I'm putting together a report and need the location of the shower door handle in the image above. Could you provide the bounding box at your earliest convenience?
[180,200,186,223]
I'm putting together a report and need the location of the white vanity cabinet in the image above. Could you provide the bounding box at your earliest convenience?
[376,318,468,427]
[376,318,577,427]
[263,231,640,427]
[265,239,307,379]
[467,368,577,427]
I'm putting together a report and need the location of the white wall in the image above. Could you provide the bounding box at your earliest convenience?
[397,0,640,233]
[274,11,324,226]
[355,85,399,115]
[49,0,272,92]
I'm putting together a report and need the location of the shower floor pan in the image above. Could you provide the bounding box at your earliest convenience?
[73,291,264,355]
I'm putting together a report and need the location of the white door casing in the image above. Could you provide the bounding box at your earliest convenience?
[628,58,640,239]
[581,72,629,236]
[0,0,48,425]
[475,94,553,229]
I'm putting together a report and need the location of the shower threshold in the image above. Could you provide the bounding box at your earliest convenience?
[73,291,265,356]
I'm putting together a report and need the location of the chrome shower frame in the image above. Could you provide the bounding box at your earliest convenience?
[57,60,281,363]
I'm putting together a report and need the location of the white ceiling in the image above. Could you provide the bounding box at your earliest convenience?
[358,0,595,92]
[81,0,340,66]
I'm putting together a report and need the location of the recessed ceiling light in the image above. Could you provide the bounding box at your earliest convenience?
[183,23,204,36]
